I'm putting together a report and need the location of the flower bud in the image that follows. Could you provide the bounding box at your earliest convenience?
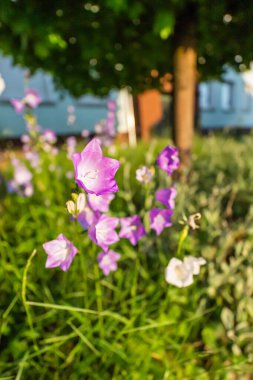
[76,193,86,213]
[188,213,201,230]
[71,193,78,202]
[66,200,75,215]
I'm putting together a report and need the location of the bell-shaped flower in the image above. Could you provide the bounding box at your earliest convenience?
[150,208,173,235]
[119,215,146,245]
[155,187,177,209]
[10,99,25,113]
[165,258,194,288]
[88,193,115,212]
[14,163,32,186]
[43,234,78,271]
[88,215,119,251]
[136,166,154,184]
[24,89,42,108]
[72,138,120,195]
[184,256,206,275]
[157,146,179,176]
[42,129,57,144]
[98,250,120,276]
[77,207,100,230]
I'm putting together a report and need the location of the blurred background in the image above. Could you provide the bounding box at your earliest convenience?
[1,1,253,379]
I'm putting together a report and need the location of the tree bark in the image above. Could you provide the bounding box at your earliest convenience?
[173,11,197,166]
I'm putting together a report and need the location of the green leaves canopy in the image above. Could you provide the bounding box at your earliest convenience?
[0,0,253,96]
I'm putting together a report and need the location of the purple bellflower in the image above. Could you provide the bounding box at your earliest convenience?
[88,193,115,212]
[150,208,173,235]
[88,214,119,251]
[77,207,100,230]
[98,250,120,276]
[157,146,179,176]
[119,215,146,245]
[43,234,78,271]
[72,138,120,195]
[8,159,34,197]
[155,187,177,209]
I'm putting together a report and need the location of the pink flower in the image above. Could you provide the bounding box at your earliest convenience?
[43,234,78,271]
[72,138,120,195]
[21,134,30,144]
[88,193,115,212]
[88,214,119,251]
[119,215,146,245]
[66,136,77,158]
[150,208,173,235]
[23,183,34,197]
[107,100,116,111]
[24,89,42,108]
[77,207,100,230]
[10,99,25,113]
[14,162,32,186]
[98,250,120,275]
[43,129,57,144]
[66,136,77,147]
[81,129,90,138]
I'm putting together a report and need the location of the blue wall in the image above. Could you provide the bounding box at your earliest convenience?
[2,54,253,136]
[199,66,253,129]
[0,55,113,137]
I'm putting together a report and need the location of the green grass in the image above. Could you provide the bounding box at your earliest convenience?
[1,133,253,379]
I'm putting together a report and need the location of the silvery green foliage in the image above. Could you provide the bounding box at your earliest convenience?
[206,221,253,359]
[181,136,253,363]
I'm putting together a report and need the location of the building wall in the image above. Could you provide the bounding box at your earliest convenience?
[0,55,113,137]
[199,66,253,129]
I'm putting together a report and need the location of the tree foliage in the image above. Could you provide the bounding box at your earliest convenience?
[0,0,253,96]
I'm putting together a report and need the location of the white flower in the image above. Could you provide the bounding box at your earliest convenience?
[165,256,206,288]
[165,258,194,288]
[76,193,86,213]
[184,256,206,275]
[136,166,153,184]
[66,200,75,215]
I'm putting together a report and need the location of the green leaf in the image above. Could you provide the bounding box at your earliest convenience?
[153,11,175,40]
[221,307,234,330]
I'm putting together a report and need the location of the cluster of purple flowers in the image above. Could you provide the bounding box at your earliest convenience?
[11,89,42,113]
[7,158,34,197]
[9,87,206,286]
[43,139,180,276]
[93,100,117,147]
[21,127,58,169]
[9,89,59,196]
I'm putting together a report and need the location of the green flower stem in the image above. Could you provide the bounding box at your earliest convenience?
[94,262,104,338]
[80,250,89,310]
[176,225,189,258]
[21,249,38,350]
[131,255,140,318]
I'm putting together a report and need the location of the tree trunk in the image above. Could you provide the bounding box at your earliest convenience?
[173,12,197,166]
